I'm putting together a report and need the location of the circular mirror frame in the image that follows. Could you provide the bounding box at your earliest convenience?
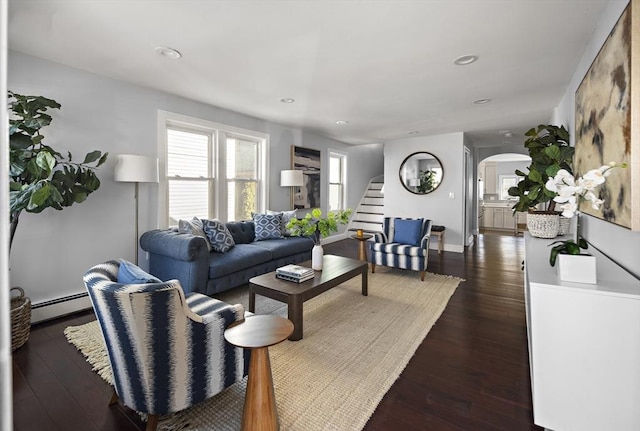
[399,151,444,195]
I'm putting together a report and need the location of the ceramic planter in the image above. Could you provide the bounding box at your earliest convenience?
[557,253,596,284]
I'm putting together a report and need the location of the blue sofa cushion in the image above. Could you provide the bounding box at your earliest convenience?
[251,236,315,259]
[393,218,423,246]
[208,244,273,279]
[226,221,256,244]
[253,213,284,240]
[202,219,235,253]
[178,217,212,251]
[117,259,162,284]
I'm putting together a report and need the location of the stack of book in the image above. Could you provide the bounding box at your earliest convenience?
[276,264,315,283]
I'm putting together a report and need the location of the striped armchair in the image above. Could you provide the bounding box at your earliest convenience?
[83,260,249,431]
[369,217,433,281]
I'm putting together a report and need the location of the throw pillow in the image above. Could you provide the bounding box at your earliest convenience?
[267,209,297,236]
[178,217,212,252]
[117,259,162,284]
[202,219,236,253]
[253,213,284,240]
[393,218,423,246]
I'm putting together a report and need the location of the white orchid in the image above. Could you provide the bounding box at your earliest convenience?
[545,162,626,218]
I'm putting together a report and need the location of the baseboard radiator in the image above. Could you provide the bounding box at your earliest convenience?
[31,292,93,324]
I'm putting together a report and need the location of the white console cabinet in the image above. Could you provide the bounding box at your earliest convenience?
[524,233,640,431]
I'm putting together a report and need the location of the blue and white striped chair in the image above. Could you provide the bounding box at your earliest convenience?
[369,217,433,281]
[83,260,249,431]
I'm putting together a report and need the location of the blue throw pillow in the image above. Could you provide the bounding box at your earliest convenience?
[202,219,235,252]
[393,219,423,246]
[117,259,161,284]
[253,213,284,240]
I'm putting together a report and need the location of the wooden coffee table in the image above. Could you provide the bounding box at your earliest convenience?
[249,255,368,341]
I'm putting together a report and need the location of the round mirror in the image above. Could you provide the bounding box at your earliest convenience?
[399,152,444,194]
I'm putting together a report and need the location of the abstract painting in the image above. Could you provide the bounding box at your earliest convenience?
[574,0,639,231]
[292,146,321,209]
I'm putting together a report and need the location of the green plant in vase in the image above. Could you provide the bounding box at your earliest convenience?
[287,208,352,270]
[544,162,626,267]
[417,170,435,193]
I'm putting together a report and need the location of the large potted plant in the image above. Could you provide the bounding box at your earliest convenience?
[8,91,107,350]
[507,124,574,238]
[287,208,352,270]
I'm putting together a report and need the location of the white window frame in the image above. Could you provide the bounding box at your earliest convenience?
[328,150,348,212]
[158,110,269,227]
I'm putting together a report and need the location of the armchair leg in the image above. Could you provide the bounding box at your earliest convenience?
[371,263,376,273]
[146,414,159,431]
[419,271,426,281]
[108,389,119,406]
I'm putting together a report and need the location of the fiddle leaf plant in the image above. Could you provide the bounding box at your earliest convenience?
[508,124,574,213]
[8,91,108,250]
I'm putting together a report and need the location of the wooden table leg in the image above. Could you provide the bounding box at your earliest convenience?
[242,346,278,431]
[361,267,368,296]
[249,287,256,313]
[358,240,366,261]
[287,297,303,341]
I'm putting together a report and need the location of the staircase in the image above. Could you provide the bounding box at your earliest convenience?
[347,175,385,235]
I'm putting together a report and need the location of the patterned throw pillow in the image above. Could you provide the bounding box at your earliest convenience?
[178,217,212,251]
[202,219,236,253]
[267,209,297,236]
[253,213,284,240]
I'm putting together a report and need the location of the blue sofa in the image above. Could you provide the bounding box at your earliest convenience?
[140,220,314,295]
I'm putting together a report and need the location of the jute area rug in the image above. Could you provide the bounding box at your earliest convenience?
[64,268,463,431]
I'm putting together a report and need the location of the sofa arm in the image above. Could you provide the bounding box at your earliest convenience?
[140,229,207,262]
[140,229,210,294]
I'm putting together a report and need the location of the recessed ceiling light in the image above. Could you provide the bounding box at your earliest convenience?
[155,46,182,59]
[453,54,479,66]
[498,130,513,137]
[473,98,492,104]
[280,98,295,103]
[408,131,419,135]
[336,120,349,125]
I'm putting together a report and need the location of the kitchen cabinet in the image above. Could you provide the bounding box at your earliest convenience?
[484,162,497,194]
[481,205,515,230]
[482,207,494,228]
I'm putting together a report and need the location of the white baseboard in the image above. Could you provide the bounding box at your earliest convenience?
[31,293,92,324]
[320,232,349,245]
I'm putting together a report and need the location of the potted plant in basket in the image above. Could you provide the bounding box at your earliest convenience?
[8,91,108,350]
[287,208,352,270]
[507,124,574,238]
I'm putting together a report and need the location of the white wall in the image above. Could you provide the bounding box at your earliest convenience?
[555,0,640,278]
[384,132,465,253]
[8,51,383,318]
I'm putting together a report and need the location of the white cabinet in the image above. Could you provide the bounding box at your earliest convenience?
[482,207,494,228]
[524,234,640,431]
[484,162,497,194]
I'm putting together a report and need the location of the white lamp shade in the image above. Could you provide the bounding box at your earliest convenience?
[280,170,304,187]
[114,154,159,183]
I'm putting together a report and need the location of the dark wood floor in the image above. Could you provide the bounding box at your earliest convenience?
[11,232,542,431]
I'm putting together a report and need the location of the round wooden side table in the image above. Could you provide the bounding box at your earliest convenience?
[350,233,373,262]
[224,315,294,431]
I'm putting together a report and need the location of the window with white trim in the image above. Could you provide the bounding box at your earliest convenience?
[160,112,268,226]
[328,152,347,211]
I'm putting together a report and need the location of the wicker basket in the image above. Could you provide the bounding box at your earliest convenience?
[10,287,31,352]
[527,212,559,238]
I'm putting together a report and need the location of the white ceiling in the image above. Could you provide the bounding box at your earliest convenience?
[8,0,610,148]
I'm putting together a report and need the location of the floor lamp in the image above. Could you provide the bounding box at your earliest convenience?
[114,154,159,265]
[280,170,303,210]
